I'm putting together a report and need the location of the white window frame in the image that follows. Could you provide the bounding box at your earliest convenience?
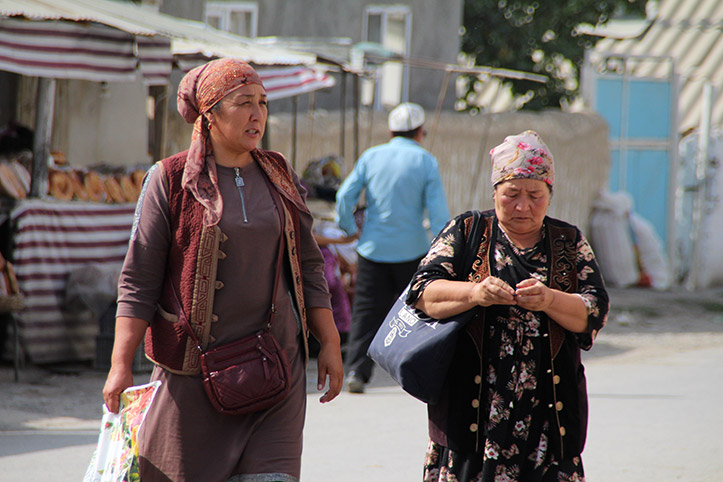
[362,5,412,109]
[205,1,259,38]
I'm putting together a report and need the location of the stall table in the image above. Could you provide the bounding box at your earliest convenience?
[11,199,135,364]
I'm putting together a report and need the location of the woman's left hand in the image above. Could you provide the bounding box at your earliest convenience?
[316,342,343,403]
[514,278,554,311]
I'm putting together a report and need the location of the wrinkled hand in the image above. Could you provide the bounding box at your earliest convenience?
[514,278,554,311]
[316,342,343,403]
[471,276,517,307]
[102,365,134,413]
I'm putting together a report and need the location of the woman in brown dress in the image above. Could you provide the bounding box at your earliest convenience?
[409,131,608,482]
[102,58,343,482]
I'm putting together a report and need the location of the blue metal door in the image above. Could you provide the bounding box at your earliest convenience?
[591,68,676,249]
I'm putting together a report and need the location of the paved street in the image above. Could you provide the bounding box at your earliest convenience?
[1,287,723,481]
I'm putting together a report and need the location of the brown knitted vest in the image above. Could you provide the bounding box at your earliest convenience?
[144,150,309,375]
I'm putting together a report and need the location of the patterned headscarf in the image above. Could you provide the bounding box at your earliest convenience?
[177,58,264,226]
[490,130,554,187]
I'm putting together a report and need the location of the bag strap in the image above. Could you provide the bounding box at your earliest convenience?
[170,170,287,350]
[460,210,484,279]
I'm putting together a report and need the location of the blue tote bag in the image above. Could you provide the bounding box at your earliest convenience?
[367,211,484,404]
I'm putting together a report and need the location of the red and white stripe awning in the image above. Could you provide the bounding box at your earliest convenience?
[177,55,335,100]
[258,66,336,100]
[0,18,154,83]
[0,0,334,95]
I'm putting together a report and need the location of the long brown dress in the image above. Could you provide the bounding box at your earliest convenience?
[117,158,331,482]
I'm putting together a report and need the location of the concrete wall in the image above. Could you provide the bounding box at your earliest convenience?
[256,0,463,111]
[260,109,612,235]
[16,77,151,168]
[158,0,205,21]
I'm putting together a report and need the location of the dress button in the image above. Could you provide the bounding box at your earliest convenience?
[546,369,552,374]
[215,281,224,289]
[474,375,482,384]
[560,426,566,436]
[548,403,553,409]
[471,399,480,408]
[556,401,563,411]
[211,314,219,322]
[469,423,478,433]
[553,375,561,385]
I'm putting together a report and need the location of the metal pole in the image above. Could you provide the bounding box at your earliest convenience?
[339,71,347,163]
[353,73,360,162]
[428,68,451,152]
[30,77,56,198]
[308,90,316,157]
[291,95,298,170]
[366,75,376,152]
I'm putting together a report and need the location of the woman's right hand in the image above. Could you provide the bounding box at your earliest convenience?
[470,276,517,307]
[102,364,134,413]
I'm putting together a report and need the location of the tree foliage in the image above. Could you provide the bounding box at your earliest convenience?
[461,0,648,110]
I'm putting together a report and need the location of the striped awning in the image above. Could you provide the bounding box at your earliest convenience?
[259,66,335,100]
[11,199,136,364]
[0,0,328,91]
[176,54,335,100]
[0,17,172,85]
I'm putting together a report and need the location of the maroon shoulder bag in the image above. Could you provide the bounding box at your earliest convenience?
[170,179,292,416]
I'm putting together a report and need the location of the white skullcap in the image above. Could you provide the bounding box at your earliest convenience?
[388,102,425,132]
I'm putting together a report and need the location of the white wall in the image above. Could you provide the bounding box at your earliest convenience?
[18,77,151,168]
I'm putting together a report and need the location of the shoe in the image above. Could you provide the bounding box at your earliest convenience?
[346,373,365,394]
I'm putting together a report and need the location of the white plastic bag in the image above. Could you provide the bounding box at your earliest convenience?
[589,191,639,287]
[83,380,161,482]
[629,213,672,290]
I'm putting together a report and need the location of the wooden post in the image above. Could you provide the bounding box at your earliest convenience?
[30,77,56,198]
[149,85,168,163]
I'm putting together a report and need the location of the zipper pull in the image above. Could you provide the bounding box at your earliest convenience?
[233,167,249,223]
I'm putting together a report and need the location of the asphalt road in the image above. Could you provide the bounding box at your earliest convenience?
[1,287,723,481]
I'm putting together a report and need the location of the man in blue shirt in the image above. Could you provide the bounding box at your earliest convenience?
[335,102,450,393]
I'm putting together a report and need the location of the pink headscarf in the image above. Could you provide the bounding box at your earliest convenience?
[490,130,554,187]
[177,58,264,226]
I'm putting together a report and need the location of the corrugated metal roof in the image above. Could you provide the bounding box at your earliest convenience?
[592,0,723,132]
[0,0,316,66]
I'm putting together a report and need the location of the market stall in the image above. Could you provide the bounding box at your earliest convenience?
[0,0,336,365]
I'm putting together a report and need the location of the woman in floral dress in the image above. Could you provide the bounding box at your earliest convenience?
[407,131,608,482]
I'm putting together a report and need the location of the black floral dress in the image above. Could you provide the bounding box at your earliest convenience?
[412,214,608,482]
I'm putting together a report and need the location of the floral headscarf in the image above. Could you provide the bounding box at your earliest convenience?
[489,130,554,187]
[177,58,264,226]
